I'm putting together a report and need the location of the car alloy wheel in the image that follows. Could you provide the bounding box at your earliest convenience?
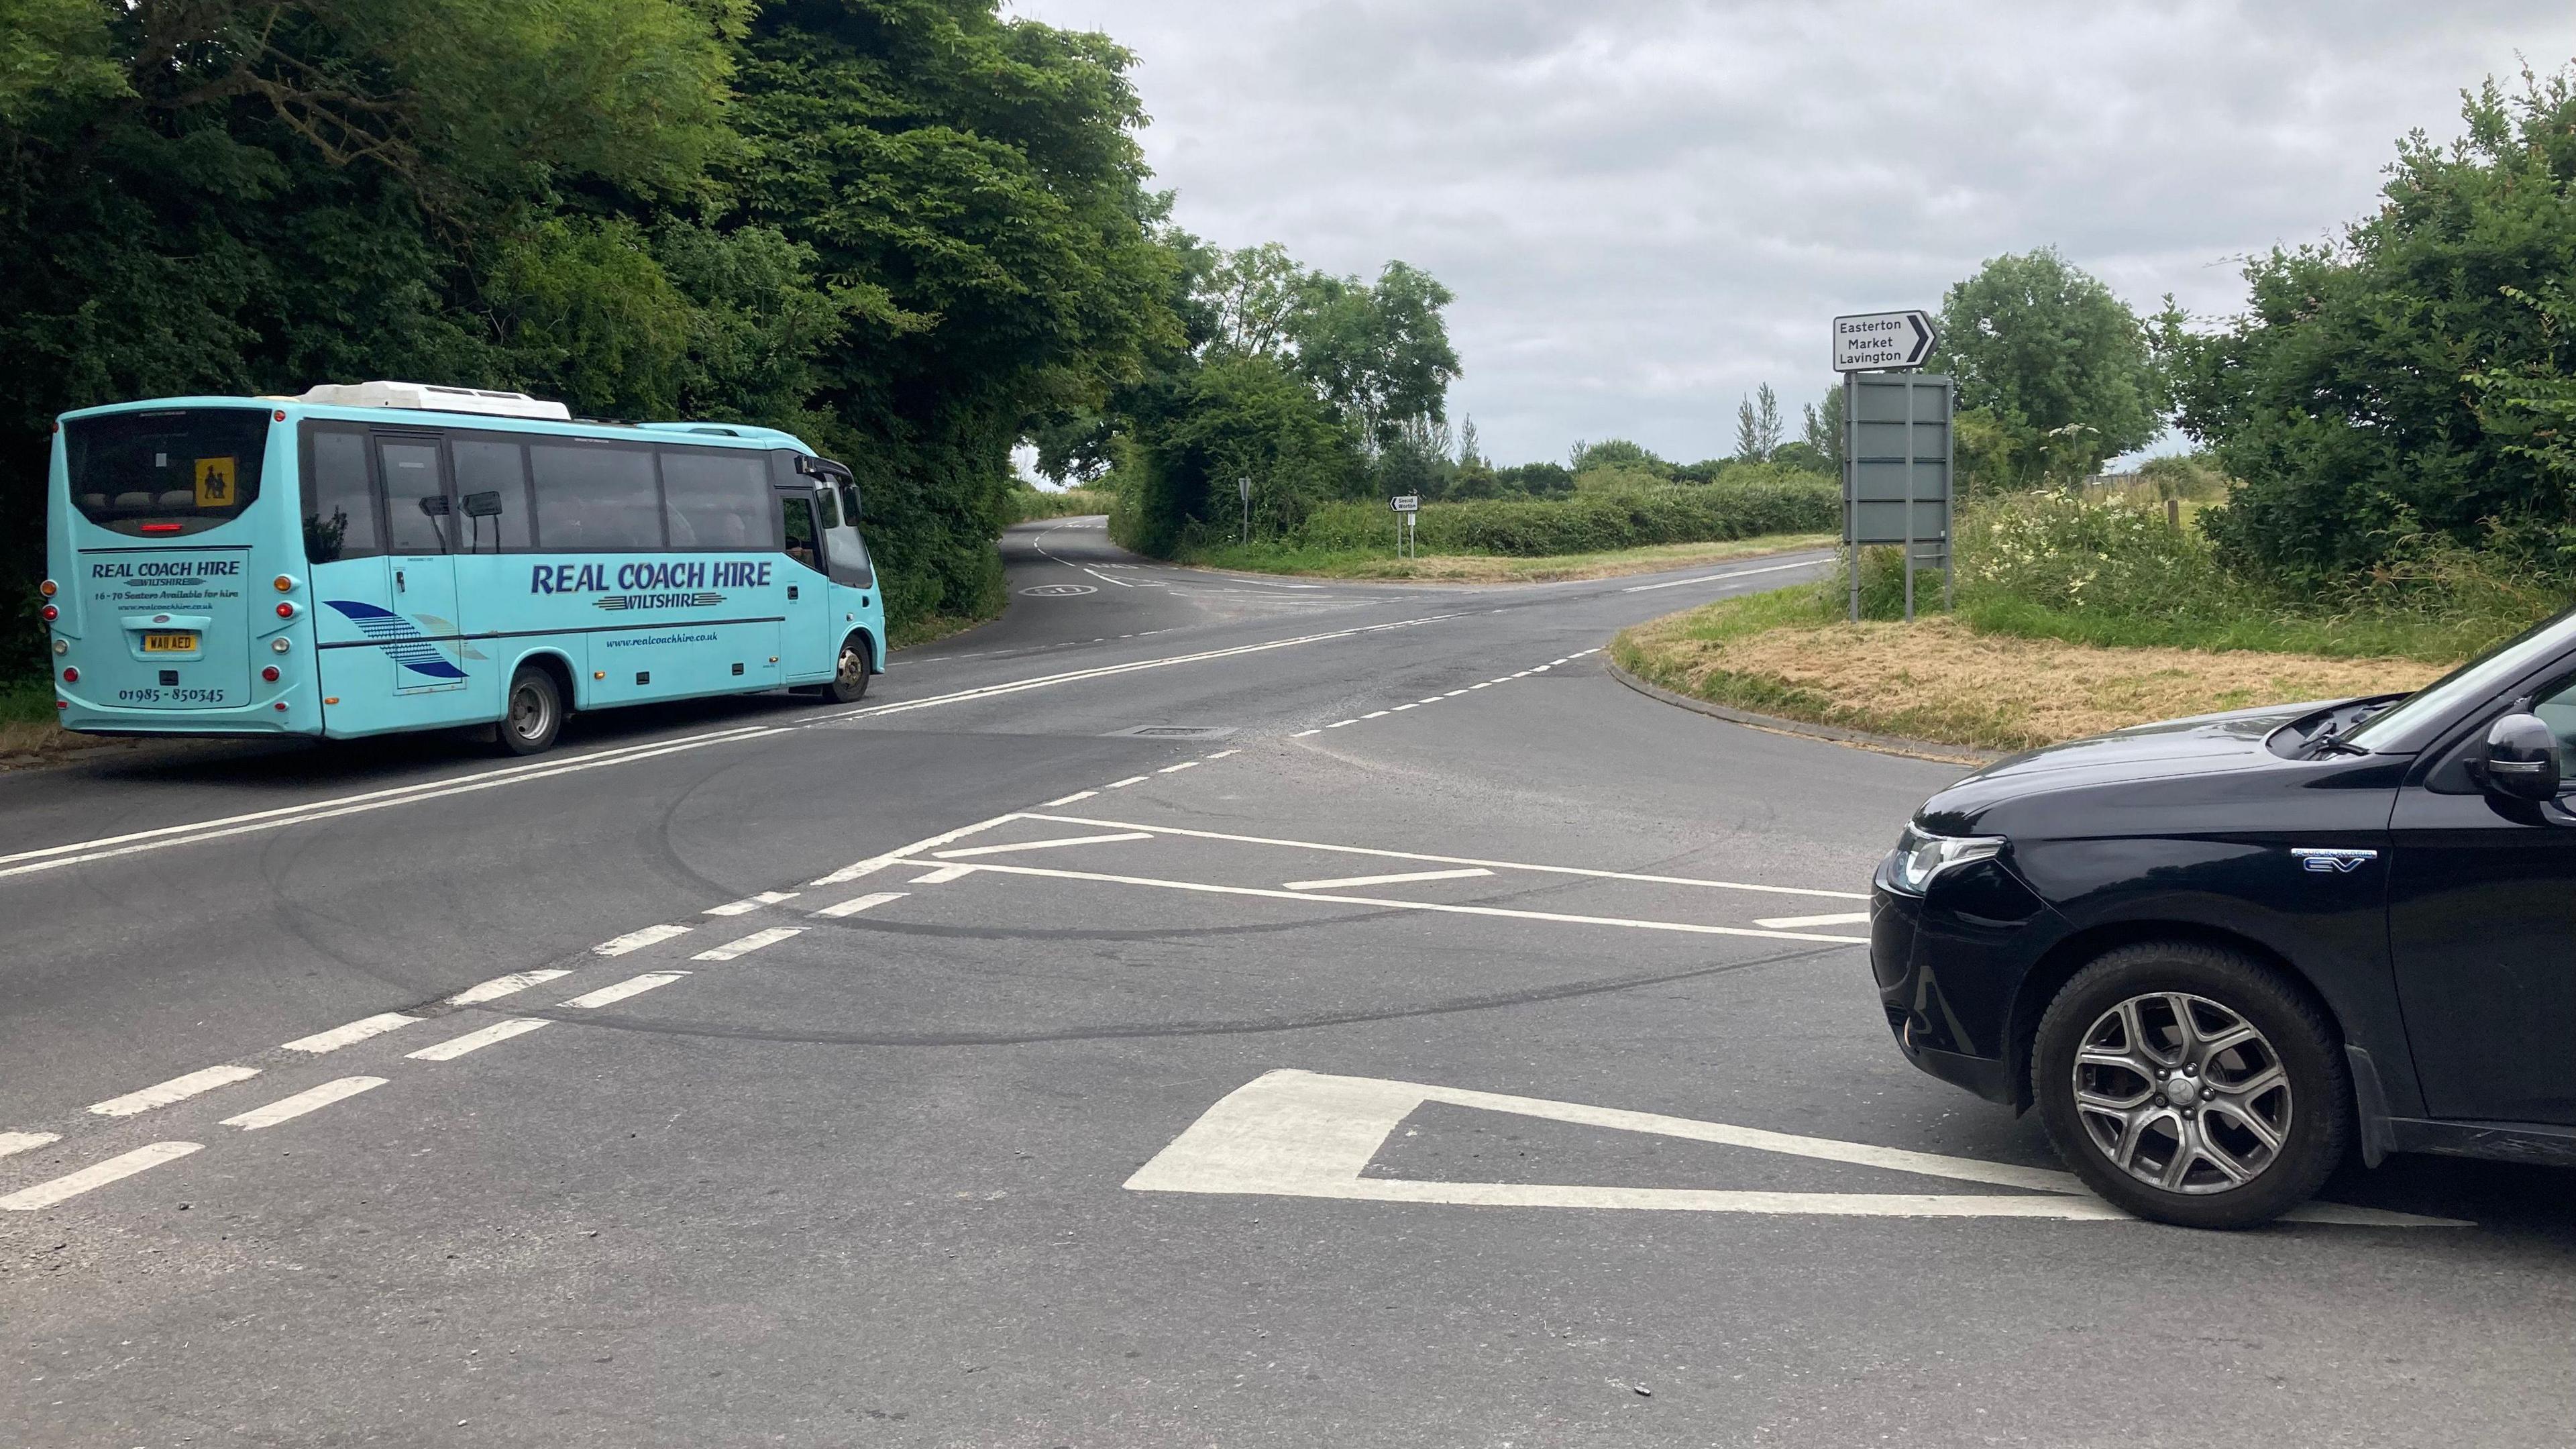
[2073,991,2290,1195]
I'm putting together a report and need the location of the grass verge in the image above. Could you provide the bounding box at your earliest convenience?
[1611,588,2451,753]
[1169,532,1837,584]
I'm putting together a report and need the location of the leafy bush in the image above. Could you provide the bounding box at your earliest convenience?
[1007,487,1114,523]
[1281,478,1837,557]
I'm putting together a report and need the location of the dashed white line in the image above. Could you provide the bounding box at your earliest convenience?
[1416,698,1444,705]
[1469,682,1493,690]
[89,1065,262,1119]
[561,971,690,1009]
[1362,710,1391,719]
[1157,761,1201,773]
[935,831,1153,859]
[0,1131,60,1161]
[407,1018,551,1062]
[220,1077,386,1131]
[1326,720,1358,729]
[809,859,896,887]
[1618,559,1823,593]
[445,969,571,1006]
[1391,704,1419,712]
[812,892,908,918]
[1443,690,1470,698]
[1292,729,1322,738]
[1205,750,1240,759]
[1105,775,1152,789]
[706,892,799,916]
[692,927,804,961]
[908,865,975,884]
[280,1012,418,1055]
[594,923,692,957]
[1041,791,1100,807]
[1754,911,1875,929]
[0,1142,202,1212]
[1284,867,1495,892]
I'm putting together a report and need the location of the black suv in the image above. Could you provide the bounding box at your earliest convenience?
[1873,610,2576,1227]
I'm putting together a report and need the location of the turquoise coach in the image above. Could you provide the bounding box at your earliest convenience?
[42,381,884,755]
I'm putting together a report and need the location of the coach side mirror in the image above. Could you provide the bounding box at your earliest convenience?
[2479,709,2561,802]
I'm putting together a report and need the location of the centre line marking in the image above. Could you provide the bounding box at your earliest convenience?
[562,971,690,1008]
[445,969,570,1006]
[693,927,804,961]
[812,891,908,918]
[706,891,799,916]
[1618,558,1825,594]
[594,923,692,957]
[1105,775,1151,789]
[1022,814,1869,901]
[0,1131,60,1161]
[89,1065,262,1118]
[934,832,1152,859]
[1284,867,1495,892]
[908,865,975,884]
[882,859,1867,943]
[408,1018,551,1061]
[1041,791,1100,807]
[221,1076,386,1131]
[280,1012,419,1055]
[0,1142,201,1212]
[1754,911,1874,929]
[1292,729,1323,737]
[1157,761,1200,773]
[1205,750,1240,759]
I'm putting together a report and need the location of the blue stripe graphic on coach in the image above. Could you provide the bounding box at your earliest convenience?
[324,599,469,681]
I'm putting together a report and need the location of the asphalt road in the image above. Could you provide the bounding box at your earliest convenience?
[1,520,2568,1448]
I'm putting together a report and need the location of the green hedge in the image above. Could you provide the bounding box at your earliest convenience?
[1286,480,1837,557]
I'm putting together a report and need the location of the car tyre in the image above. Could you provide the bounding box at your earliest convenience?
[2032,942,2349,1229]
[498,664,564,757]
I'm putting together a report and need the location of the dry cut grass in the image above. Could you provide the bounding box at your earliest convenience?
[1614,606,2450,752]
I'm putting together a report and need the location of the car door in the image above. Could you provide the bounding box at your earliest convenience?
[2386,665,2576,1124]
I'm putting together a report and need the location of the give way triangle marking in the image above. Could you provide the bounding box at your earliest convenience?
[1124,1070,2465,1228]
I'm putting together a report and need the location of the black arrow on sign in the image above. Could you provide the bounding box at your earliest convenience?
[1906,313,1934,366]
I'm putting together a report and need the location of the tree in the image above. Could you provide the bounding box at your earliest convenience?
[1285,260,1460,449]
[1733,383,1782,462]
[1803,387,1844,472]
[1933,248,2162,486]
[2171,66,2576,582]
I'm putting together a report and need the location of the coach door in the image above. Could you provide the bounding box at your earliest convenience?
[371,433,470,706]
[777,487,833,684]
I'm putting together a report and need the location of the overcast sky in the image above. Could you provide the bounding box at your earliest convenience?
[1007,0,2576,468]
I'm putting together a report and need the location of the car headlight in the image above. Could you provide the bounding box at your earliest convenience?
[1887,824,2005,895]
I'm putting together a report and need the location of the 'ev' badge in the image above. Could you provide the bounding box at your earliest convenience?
[2293,847,2378,875]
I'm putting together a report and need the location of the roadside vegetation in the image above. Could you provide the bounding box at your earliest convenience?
[1621,68,2576,751]
[1007,487,1117,523]
[1175,532,1836,584]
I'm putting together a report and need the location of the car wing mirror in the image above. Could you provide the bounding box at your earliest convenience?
[2478,708,2562,803]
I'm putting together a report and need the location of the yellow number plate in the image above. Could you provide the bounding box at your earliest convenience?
[142,632,198,653]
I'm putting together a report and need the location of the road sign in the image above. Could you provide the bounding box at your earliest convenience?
[1842,371,1953,621]
[1390,495,1419,513]
[1238,476,1252,502]
[1833,310,1937,372]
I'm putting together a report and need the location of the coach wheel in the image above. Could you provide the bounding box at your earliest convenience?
[825,636,871,704]
[498,665,563,756]
[2031,942,2349,1229]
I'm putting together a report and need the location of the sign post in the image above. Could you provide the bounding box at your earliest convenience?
[1833,311,1950,623]
[1238,476,1252,545]
[1391,494,1419,559]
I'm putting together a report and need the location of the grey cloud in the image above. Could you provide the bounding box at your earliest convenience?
[1012,0,2576,464]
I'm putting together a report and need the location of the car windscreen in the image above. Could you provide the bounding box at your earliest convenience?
[64,408,270,538]
[2342,606,2576,752]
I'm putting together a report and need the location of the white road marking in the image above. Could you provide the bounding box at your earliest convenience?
[812,892,908,918]
[89,1065,262,1118]
[809,859,896,887]
[1363,710,1391,719]
[1126,1070,2465,1227]
[444,969,570,1006]
[1391,704,1419,712]
[407,1018,551,1061]
[1443,690,1470,697]
[1106,775,1152,789]
[0,1142,202,1212]
[934,831,1153,859]
[1469,682,1493,690]
[594,923,692,957]
[1284,867,1496,892]
[1041,791,1100,806]
[280,1012,419,1055]
[908,865,976,884]
[1205,750,1241,759]
[692,927,803,961]
[883,857,1867,943]
[1025,813,1870,900]
[705,892,799,916]
[1619,558,1824,594]
[561,971,690,1008]
[1326,720,1357,729]
[1416,698,1444,705]
[0,1132,60,1161]
[221,1077,386,1131]
[1157,761,1201,773]
[1292,729,1322,737]
[4,618,1464,885]
[1755,911,1875,929]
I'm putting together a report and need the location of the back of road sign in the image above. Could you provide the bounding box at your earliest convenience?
[1843,374,1951,550]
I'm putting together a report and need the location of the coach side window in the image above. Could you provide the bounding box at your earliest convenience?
[301,425,382,564]
[781,494,820,572]
[530,441,663,550]
[661,447,771,549]
[451,437,533,552]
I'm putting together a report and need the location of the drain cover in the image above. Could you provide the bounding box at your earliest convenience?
[1109,725,1237,739]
